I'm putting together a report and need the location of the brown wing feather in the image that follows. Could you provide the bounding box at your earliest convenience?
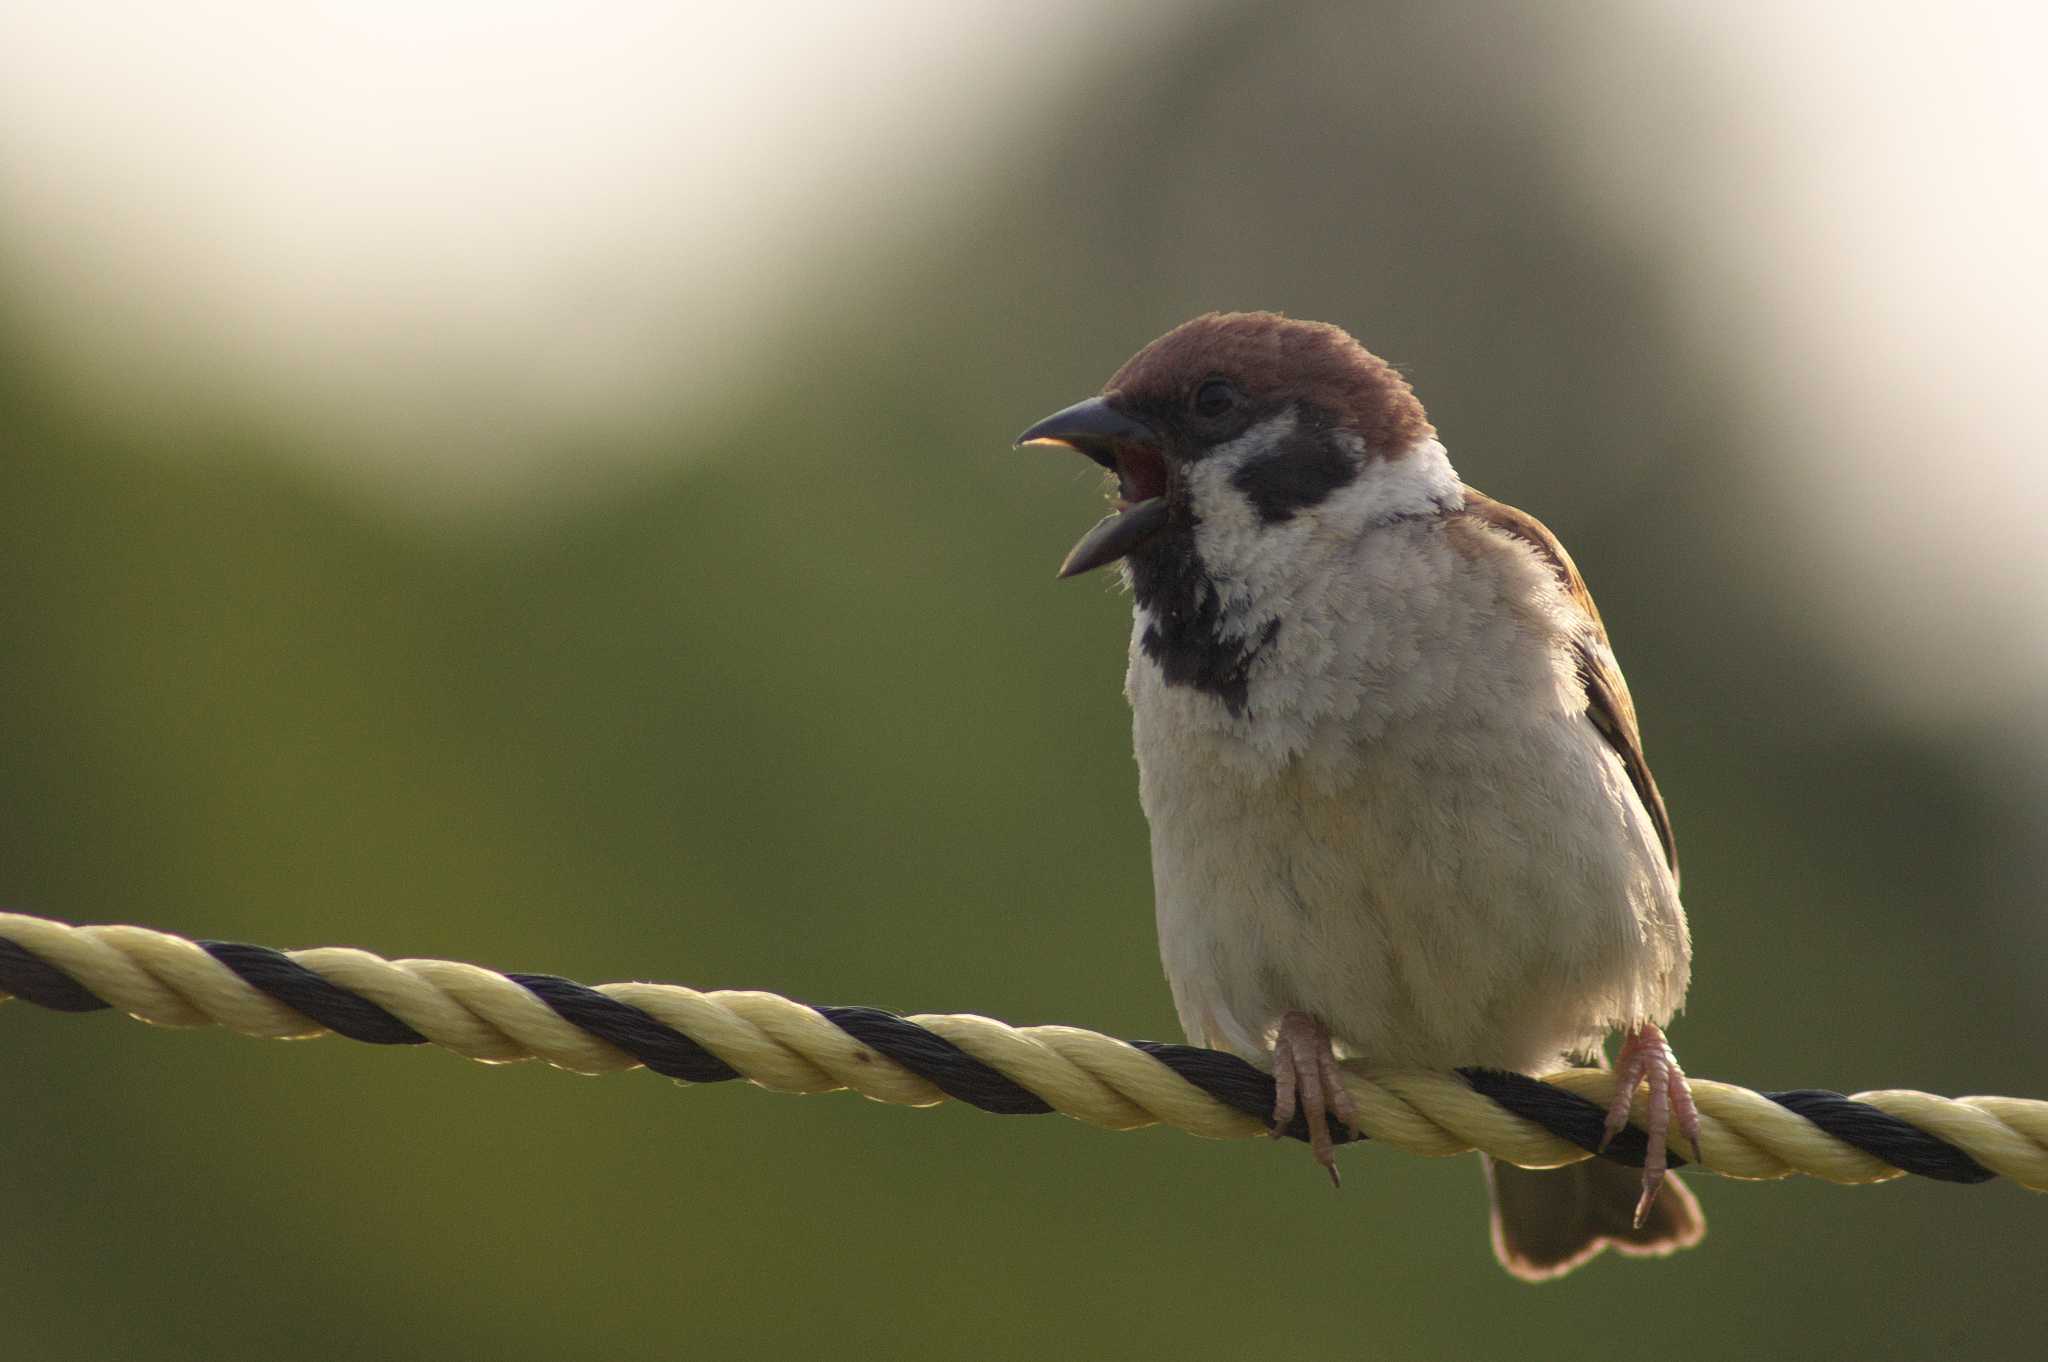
[1457,488,1679,886]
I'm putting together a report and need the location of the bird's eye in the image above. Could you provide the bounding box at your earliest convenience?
[1192,377,1237,419]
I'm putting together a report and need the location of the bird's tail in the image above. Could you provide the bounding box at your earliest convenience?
[1481,1154,1705,1282]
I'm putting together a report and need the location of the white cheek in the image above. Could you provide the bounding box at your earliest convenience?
[1185,410,1318,619]
[1188,424,1462,560]
[1322,435,1463,524]
[1184,409,1298,536]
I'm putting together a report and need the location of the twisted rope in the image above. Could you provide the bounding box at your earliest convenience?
[2,910,2043,1190]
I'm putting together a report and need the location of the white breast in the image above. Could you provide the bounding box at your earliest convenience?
[1128,493,1688,1074]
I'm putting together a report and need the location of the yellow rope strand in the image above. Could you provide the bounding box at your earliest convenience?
[3,910,2044,1189]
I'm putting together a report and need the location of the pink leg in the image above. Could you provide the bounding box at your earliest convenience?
[1271,1010,1359,1187]
[1600,1022,1702,1227]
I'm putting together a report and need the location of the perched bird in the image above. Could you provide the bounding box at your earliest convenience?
[1016,312,1704,1280]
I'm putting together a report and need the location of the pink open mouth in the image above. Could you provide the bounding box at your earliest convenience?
[1013,395,1172,577]
[1115,443,1169,509]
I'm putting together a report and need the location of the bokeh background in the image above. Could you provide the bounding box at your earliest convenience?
[4,3,2044,1358]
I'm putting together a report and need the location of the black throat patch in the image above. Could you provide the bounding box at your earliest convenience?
[1127,529,1280,719]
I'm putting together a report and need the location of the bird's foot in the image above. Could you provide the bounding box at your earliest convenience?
[1270,1010,1358,1187]
[1599,1022,1702,1228]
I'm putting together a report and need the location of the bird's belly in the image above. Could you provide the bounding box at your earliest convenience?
[1141,717,1685,1074]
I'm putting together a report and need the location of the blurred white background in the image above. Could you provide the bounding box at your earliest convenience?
[0,1,1168,500]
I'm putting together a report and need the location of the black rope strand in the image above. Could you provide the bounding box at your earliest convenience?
[1134,1039,1357,1147]
[0,932,2000,1185]
[1769,1088,1993,1184]
[510,973,739,1083]
[0,935,104,1013]
[1460,1066,1666,1169]
[201,942,428,1045]
[818,1006,1054,1114]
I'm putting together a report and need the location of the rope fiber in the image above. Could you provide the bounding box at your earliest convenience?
[3,911,2044,1190]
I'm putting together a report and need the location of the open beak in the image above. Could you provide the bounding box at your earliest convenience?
[1015,396,1171,577]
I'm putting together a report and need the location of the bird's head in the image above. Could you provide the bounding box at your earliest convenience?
[1016,312,1451,594]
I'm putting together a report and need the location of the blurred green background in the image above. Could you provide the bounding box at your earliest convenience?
[3,3,2043,1359]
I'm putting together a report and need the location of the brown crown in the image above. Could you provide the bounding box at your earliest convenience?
[1106,311,1434,455]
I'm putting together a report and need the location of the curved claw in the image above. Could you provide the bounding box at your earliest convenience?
[1600,1023,1702,1227]
[1271,1011,1359,1188]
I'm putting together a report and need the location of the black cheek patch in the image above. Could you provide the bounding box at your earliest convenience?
[1228,431,1359,524]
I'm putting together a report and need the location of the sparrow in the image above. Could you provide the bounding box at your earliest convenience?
[1016,312,1705,1281]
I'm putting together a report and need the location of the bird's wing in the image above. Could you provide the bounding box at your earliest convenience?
[1456,487,1679,887]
